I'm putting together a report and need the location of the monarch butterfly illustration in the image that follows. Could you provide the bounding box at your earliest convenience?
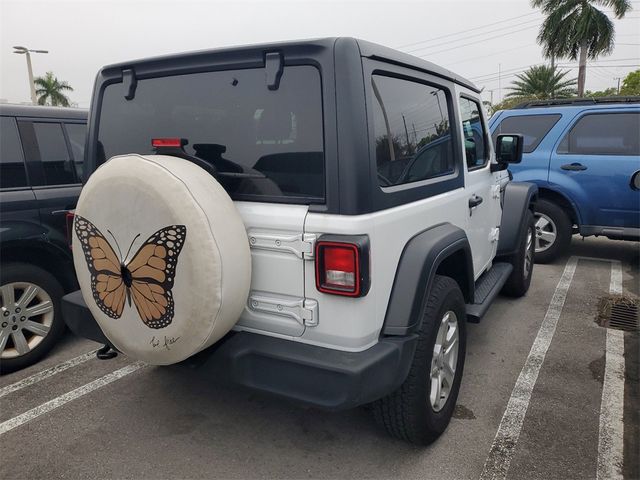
[74,215,187,329]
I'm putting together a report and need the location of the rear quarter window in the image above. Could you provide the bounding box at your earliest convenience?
[492,114,561,153]
[18,121,79,186]
[97,65,324,201]
[371,74,455,187]
[557,112,640,156]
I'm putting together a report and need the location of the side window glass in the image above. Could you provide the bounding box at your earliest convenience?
[372,75,454,187]
[64,123,87,180]
[558,113,640,156]
[459,97,488,169]
[25,122,77,186]
[492,114,561,153]
[0,117,28,188]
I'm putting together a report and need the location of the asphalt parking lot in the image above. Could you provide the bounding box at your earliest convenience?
[1,236,638,480]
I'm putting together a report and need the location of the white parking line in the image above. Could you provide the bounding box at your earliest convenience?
[0,350,97,399]
[597,260,625,480]
[0,362,144,435]
[479,256,578,480]
[608,260,623,296]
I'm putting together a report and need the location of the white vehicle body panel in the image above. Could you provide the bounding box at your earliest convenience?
[303,187,469,351]
[233,202,309,337]
[454,85,502,277]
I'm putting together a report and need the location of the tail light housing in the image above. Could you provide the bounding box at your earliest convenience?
[315,235,370,297]
[65,211,75,249]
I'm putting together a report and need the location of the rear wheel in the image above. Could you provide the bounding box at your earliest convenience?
[0,263,65,373]
[534,199,571,263]
[372,275,467,445]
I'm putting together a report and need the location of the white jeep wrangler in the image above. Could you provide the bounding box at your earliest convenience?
[63,38,537,445]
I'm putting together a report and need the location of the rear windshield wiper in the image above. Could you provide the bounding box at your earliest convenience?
[216,171,266,179]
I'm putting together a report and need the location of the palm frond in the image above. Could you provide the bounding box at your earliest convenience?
[506,65,577,99]
[533,0,626,61]
[33,71,73,107]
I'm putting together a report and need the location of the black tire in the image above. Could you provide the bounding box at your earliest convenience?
[534,199,572,264]
[0,263,66,374]
[372,275,467,445]
[502,209,535,298]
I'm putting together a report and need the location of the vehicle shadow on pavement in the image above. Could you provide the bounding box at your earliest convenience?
[119,364,428,479]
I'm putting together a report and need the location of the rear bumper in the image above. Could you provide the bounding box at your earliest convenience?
[62,290,418,410]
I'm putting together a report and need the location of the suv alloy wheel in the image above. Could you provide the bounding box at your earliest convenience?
[533,199,572,263]
[0,263,65,373]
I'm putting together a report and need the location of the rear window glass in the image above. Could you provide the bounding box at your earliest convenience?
[558,113,640,156]
[492,114,561,153]
[97,66,324,200]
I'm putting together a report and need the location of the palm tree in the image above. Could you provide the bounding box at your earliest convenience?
[532,0,632,96]
[34,72,74,107]
[506,65,578,99]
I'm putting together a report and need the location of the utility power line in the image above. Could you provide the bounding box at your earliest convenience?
[446,43,535,66]
[414,25,541,59]
[404,18,541,54]
[469,58,640,82]
[394,11,539,50]
[476,64,639,87]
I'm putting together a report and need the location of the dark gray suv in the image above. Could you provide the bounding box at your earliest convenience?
[0,104,87,373]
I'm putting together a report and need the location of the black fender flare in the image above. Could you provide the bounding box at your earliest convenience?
[382,223,474,336]
[497,181,538,258]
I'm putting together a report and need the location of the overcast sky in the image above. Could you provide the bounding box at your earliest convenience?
[1,0,638,107]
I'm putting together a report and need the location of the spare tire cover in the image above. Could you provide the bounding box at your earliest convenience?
[72,154,251,365]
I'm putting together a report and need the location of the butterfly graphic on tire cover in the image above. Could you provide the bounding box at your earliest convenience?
[74,215,186,329]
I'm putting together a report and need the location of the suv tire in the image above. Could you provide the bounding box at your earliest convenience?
[0,263,66,373]
[372,275,467,445]
[502,210,535,297]
[534,199,571,263]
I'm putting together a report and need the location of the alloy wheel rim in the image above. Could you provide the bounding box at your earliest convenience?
[534,213,557,253]
[0,282,54,359]
[429,310,459,412]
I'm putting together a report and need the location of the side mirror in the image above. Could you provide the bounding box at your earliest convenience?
[495,134,524,164]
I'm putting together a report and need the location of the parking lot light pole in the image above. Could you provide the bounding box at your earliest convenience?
[13,46,48,105]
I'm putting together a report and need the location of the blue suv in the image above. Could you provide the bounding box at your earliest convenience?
[489,98,640,262]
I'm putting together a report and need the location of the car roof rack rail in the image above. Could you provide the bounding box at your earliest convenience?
[515,96,640,109]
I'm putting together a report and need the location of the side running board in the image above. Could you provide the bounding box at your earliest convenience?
[466,262,513,323]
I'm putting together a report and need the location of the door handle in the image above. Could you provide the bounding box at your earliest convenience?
[561,163,587,171]
[469,194,483,208]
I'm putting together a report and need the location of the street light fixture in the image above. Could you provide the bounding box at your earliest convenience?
[13,46,48,105]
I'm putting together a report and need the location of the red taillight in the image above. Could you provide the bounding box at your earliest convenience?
[152,138,184,148]
[65,211,75,249]
[316,240,368,297]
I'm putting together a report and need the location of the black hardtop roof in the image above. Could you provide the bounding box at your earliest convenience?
[0,104,87,119]
[355,39,480,93]
[100,37,480,93]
